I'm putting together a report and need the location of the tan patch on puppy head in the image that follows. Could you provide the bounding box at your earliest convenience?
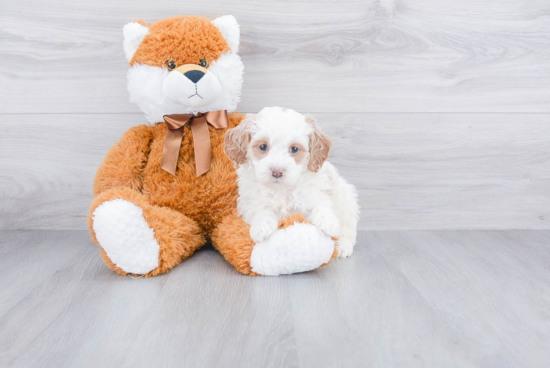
[130,16,230,68]
[305,114,332,172]
[251,138,269,160]
[289,143,308,165]
[224,114,256,165]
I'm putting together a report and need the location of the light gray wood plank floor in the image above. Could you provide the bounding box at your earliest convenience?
[1,230,549,368]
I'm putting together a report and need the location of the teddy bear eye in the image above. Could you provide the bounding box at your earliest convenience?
[199,59,208,68]
[167,61,177,70]
[259,144,268,152]
[290,146,299,154]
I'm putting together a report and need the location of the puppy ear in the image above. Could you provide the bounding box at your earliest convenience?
[224,114,255,165]
[305,114,332,172]
[123,21,149,62]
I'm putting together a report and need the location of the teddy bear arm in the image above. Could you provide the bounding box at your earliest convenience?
[93,124,154,197]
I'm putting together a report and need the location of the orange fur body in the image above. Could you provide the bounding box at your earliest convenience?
[89,114,251,276]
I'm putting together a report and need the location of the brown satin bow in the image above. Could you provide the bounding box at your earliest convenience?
[161,110,229,176]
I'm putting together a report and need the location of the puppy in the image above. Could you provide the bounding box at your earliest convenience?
[224,106,359,257]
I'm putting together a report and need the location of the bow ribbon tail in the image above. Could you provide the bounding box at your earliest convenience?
[190,116,212,177]
[160,111,228,176]
[161,125,186,175]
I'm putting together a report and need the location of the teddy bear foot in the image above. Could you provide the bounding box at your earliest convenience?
[90,188,205,277]
[213,213,337,276]
[249,223,335,276]
[92,199,160,275]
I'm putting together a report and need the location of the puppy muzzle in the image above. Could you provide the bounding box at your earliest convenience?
[162,64,222,108]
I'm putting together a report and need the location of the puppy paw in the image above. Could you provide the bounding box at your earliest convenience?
[337,237,354,258]
[250,219,279,243]
[309,210,341,238]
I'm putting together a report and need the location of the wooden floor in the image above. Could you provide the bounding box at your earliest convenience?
[1,231,549,367]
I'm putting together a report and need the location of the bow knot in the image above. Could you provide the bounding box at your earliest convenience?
[161,110,229,176]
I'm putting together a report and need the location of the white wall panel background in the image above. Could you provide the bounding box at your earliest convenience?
[1,0,549,230]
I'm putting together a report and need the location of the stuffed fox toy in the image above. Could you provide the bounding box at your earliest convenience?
[88,15,338,276]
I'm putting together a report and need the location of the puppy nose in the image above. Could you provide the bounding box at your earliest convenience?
[184,70,205,84]
[271,169,284,178]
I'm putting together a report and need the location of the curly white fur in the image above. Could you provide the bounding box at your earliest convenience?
[226,107,360,258]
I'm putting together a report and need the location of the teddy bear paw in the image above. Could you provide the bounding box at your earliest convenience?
[92,199,160,274]
[250,223,335,276]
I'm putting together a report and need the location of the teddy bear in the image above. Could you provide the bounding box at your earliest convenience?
[88,15,338,277]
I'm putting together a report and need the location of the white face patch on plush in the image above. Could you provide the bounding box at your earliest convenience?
[124,15,244,123]
[127,52,244,122]
[162,66,222,108]
[246,107,313,188]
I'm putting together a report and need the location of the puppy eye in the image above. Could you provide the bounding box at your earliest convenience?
[290,146,299,154]
[167,61,177,70]
[259,144,268,152]
[199,59,208,68]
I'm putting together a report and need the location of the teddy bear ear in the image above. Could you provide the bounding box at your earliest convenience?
[211,15,240,53]
[122,22,149,62]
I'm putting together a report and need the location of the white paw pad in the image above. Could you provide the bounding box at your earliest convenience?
[93,199,160,274]
[250,223,335,276]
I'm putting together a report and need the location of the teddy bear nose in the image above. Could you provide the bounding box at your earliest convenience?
[272,169,284,178]
[184,70,205,84]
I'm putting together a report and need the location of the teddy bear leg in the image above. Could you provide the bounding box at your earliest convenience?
[89,187,205,277]
[212,213,337,276]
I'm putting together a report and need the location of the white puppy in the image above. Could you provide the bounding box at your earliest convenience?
[224,106,359,257]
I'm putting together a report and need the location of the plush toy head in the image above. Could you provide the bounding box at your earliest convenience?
[123,15,244,123]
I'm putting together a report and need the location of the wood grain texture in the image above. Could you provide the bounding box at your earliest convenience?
[0,231,87,315]
[1,230,549,367]
[375,230,550,367]
[1,0,550,113]
[1,113,549,230]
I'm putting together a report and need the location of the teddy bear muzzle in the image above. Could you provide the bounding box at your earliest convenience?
[162,64,222,108]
